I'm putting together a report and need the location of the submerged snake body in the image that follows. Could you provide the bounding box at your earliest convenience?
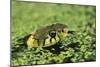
[26,23,68,48]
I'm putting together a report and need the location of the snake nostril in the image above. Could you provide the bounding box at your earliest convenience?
[62,29,64,32]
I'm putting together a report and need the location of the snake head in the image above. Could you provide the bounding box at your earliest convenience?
[25,23,69,48]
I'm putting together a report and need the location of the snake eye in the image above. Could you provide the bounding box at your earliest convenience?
[49,31,56,38]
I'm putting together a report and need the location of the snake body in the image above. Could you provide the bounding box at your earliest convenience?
[25,23,68,48]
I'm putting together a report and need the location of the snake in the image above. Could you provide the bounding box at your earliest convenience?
[24,23,68,48]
